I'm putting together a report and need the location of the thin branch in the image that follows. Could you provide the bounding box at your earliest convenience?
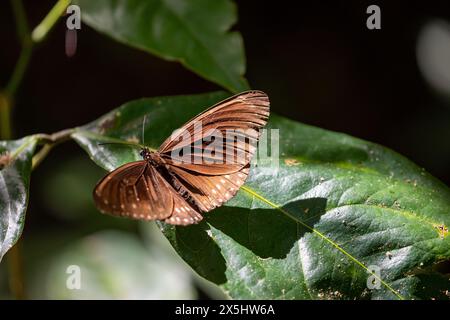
[31,143,54,170]
[0,93,12,140]
[35,128,76,144]
[5,45,32,97]
[31,128,76,170]
[10,0,30,44]
[31,0,71,43]
[6,0,33,97]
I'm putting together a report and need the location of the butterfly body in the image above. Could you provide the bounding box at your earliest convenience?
[94,91,270,226]
[139,148,164,168]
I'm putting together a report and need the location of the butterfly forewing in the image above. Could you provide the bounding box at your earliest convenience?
[154,91,269,217]
[158,90,269,174]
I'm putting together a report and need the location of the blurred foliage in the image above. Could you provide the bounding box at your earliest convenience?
[27,230,196,299]
[417,19,450,100]
[39,156,104,221]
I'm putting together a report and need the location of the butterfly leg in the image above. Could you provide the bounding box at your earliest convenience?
[132,162,148,186]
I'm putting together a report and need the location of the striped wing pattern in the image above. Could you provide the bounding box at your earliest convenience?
[94,161,202,224]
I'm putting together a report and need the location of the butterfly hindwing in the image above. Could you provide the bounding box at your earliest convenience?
[166,164,250,212]
[93,161,173,220]
[94,160,203,224]
[165,192,203,225]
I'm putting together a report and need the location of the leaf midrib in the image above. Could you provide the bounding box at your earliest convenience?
[240,185,405,300]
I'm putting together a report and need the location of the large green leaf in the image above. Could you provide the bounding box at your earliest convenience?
[74,0,249,93]
[0,136,37,261]
[73,92,450,300]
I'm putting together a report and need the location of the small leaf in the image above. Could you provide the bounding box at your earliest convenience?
[74,92,450,299]
[0,136,37,261]
[74,0,249,93]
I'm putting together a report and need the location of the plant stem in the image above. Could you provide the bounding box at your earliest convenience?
[32,128,75,170]
[10,0,29,43]
[31,144,54,170]
[6,46,32,97]
[7,0,33,97]
[0,93,12,140]
[31,0,71,43]
[35,128,76,144]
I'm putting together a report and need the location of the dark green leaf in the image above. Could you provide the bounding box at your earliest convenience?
[73,92,450,299]
[0,136,37,261]
[74,0,249,93]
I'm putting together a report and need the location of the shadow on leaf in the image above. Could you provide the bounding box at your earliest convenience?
[173,197,327,285]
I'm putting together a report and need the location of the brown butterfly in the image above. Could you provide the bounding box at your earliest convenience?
[93,91,270,226]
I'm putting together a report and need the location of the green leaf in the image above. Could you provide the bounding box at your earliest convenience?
[74,0,249,93]
[73,92,450,299]
[0,136,37,261]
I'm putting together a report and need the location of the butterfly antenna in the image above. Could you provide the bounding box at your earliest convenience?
[142,115,147,145]
[98,142,142,148]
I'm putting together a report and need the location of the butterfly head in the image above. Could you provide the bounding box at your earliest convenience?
[139,147,153,161]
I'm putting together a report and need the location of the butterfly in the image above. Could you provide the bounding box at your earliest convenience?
[93,91,270,226]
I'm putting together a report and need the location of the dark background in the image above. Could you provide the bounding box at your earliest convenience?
[2,1,449,181]
[0,0,449,297]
